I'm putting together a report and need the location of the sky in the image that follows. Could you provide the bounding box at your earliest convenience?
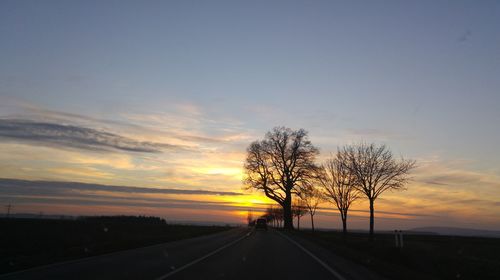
[1,0,499,230]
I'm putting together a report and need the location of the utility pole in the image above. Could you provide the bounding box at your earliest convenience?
[6,204,12,218]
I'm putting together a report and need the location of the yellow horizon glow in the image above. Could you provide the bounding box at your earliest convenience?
[2,134,500,230]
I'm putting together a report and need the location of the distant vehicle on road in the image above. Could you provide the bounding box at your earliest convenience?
[255,218,267,230]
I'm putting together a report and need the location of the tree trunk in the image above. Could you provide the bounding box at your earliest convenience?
[283,193,294,230]
[342,212,347,235]
[283,206,293,230]
[310,213,315,232]
[369,198,375,239]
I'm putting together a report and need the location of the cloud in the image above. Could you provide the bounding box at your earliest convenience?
[0,196,257,212]
[123,111,250,146]
[1,100,252,150]
[0,99,143,131]
[0,178,257,217]
[317,205,437,218]
[0,119,186,153]
[380,157,500,225]
[0,178,436,219]
[0,178,243,197]
[421,180,450,186]
[414,160,500,192]
[418,173,483,186]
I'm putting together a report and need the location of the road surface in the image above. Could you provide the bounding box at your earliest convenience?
[1,228,383,280]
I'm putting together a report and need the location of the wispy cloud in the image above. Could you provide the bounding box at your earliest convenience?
[0,178,255,218]
[414,159,500,192]
[0,178,433,219]
[3,101,252,147]
[375,157,500,226]
[317,206,437,218]
[0,178,243,197]
[0,119,186,153]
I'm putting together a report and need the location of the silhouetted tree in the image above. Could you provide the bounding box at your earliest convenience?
[265,206,276,227]
[276,210,283,227]
[244,127,319,230]
[273,206,284,228]
[265,205,283,228]
[341,143,416,238]
[265,207,272,227]
[247,210,254,226]
[299,185,323,232]
[292,198,308,230]
[318,155,359,234]
[262,213,272,224]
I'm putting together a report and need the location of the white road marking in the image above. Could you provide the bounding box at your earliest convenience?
[155,231,251,280]
[276,231,347,280]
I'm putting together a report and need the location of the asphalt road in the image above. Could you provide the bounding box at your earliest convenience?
[1,228,380,280]
[165,229,340,280]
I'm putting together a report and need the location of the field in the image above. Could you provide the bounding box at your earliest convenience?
[295,230,500,280]
[0,217,231,274]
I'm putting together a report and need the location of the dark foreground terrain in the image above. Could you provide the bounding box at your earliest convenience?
[296,230,500,280]
[1,227,378,280]
[0,217,230,274]
[3,219,499,280]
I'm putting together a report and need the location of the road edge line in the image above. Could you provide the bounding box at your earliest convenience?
[276,230,347,280]
[155,231,252,280]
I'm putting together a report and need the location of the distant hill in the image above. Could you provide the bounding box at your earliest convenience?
[410,226,500,238]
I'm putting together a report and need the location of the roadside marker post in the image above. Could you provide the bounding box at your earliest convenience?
[395,230,404,248]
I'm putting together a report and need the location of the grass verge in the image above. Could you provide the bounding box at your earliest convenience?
[294,230,500,280]
[0,216,232,274]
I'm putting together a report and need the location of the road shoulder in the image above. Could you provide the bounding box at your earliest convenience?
[281,230,387,280]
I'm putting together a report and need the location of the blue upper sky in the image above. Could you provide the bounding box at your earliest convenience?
[2,0,499,158]
[0,0,499,229]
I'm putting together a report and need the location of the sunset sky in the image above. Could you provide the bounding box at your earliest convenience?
[1,0,499,230]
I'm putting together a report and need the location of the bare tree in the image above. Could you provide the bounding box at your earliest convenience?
[292,198,308,230]
[247,210,253,226]
[300,185,323,232]
[275,207,284,228]
[265,206,274,227]
[318,155,359,234]
[273,206,284,228]
[341,143,416,238]
[265,204,283,228]
[244,127,319,230]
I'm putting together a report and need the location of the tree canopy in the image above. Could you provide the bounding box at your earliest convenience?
[244,127,319,229]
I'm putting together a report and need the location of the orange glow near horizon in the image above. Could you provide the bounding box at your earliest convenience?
[2,140,500,230]
[218,193,272,208]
